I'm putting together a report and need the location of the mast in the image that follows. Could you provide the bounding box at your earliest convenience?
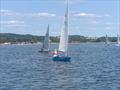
[65,0,69,56]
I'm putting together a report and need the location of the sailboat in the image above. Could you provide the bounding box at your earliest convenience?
[52,0,71,61]
[116,34,120,46]
[39,24,50,52]
[105,34,110,45]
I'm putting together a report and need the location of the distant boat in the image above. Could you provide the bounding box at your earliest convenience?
[116,34,120,46]
[39,24,50,52]
[52,0,71,61]
[3,42,11,45]
[105,34,110,45]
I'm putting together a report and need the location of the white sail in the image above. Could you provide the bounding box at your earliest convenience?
[105,34,109,44]
[117,34,120,44]
[42,24,49,51]
[59,2,68,56]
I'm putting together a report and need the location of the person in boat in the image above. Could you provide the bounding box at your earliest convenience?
[53,49,59,57]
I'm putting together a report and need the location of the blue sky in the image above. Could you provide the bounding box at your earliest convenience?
[0,0,120,37]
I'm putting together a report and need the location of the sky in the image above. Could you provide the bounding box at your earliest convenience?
[0,0,120,37]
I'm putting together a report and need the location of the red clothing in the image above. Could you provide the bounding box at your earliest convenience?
[52,50,60,55]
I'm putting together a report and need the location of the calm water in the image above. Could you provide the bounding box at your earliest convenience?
[0,43,120,90]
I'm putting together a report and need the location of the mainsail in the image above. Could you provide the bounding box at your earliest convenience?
[105,34,109,44]
[117,34,120,44]
[59,2,68,56]
[42,24,49,51]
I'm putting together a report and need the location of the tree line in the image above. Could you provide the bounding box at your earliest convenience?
[0,33,117,44]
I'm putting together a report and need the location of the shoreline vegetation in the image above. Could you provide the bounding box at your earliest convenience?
[0,33,118,44]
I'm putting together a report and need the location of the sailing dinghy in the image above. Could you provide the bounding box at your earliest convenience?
[39,24,50,52]
[52,0,71,61]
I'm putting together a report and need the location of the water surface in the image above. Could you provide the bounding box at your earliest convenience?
[0,43,120,90]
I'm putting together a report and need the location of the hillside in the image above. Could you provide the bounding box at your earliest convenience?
[0,33,117,44]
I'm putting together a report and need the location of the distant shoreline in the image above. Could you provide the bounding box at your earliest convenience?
[0,33,118,44]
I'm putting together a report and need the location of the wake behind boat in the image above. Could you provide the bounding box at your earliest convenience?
[52,0,71,61]
[39,24,50,52]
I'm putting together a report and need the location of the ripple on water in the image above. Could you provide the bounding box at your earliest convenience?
[0,44,120,90]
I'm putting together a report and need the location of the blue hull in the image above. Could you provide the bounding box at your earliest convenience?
[52,56,71,62]
[38,50,49,53]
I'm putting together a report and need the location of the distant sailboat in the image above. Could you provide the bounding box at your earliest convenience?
[105,34,110,45]
[52,0,71,61]
[116,34,120,46]
[39,24,50,52]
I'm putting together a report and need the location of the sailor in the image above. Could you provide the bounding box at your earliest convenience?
[53,49,59,57]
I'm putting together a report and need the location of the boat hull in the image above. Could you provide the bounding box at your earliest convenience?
[52,56,71,62]
[38,50,50,53]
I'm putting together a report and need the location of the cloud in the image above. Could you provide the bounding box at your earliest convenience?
[6,24,25,27]
[105,22,112,25]
[74,13,102,18]
[0,20,24,24]
[0,9,10,12]
[105,27,112,30]
[64,0,76,4]
[63,0,85,4]
[31,13,56,17]
[104,14,111,17]
[0,9,22,16]
[0,9,56,17]
[90,21,98,24]
[0,20,25,27]
[74,12,111,18]
[51,31,58,35]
